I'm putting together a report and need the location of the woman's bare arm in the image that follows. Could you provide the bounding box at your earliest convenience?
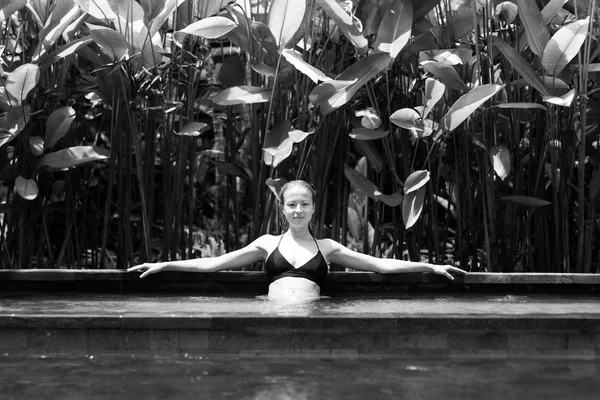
[128,236,269,278]
[324,239,466,280]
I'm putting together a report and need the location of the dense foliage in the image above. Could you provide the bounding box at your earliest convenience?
[0,0,598,272]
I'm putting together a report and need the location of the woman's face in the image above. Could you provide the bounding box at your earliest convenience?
[281,185,315,228]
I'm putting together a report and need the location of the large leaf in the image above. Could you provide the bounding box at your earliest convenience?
[423,78,445,118]
[315,0,368,54]
[218,54,245,88]
[266,177,287,201]
[492,102,548,111]
[213,86,272,106]
[542,17,590,77]
[0,106,30,148]
[373,0,413,60]
[543,88,575,107]
[440,84,504,132]
[421,61,469,92]
[140,0,186,38]
[0,0,28,24]
[349,128,389,140]
[356,108,381,129]
[74,0,117,21]
[5,64,40,105]
[404,170,430,194]
[175,122,210,137]
[263,124,314,167]
[402,186,426,229]
[15,176,38,200]
[38,146,110,170]
[390,108,424,131]
[489,146,511,181]
[29,136,45,156]
[516,0,550,58]
[343,164,403,206]
[492,36,549,96]
[88,24,130,61]
[541,0,568,25]
[268,0,306,49]
[309,53,390,114]
[280,49,330,84]
[501,195,551,207]
[37,0,81,54]
[432,48,473,65]
[446,6,478,41]
[45,106,76,149]
[174,16,237,42]
[38,37,93,67]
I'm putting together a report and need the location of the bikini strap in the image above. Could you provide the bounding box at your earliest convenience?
[276,234,284,248]
[312,235,321,251]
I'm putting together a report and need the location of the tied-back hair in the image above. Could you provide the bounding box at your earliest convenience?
[278,180,318,237]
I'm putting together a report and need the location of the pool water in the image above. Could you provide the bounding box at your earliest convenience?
[0,354,598,400]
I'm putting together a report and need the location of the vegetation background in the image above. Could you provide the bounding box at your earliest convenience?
[0,0,598,273]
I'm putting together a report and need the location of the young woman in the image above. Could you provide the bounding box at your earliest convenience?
[128,180,466,298]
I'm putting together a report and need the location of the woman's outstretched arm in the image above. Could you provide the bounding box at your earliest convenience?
[127,236,268,278]
[323,239,466,280]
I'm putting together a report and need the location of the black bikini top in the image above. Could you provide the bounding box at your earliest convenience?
[264,235,328,289]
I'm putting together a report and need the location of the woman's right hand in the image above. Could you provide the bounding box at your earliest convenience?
[127,262,166,278]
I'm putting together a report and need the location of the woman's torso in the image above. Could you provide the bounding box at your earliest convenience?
[263,234,329,297]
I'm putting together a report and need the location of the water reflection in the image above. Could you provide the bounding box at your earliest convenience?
[254,295,331,316]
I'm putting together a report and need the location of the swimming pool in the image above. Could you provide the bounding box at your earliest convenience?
[1,353,598,400]
[1,291,599,399]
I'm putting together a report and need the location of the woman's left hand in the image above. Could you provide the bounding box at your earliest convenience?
[429,264,467,280]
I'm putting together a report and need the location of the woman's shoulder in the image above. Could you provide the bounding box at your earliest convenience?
[251,234,281,251]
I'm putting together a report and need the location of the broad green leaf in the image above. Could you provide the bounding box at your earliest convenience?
[37,0,80,53]
[390,108,424,131]
[423,78,445,118]
[440,84,504,132]
[315,0,368,54]
[266,177,287,200]
[446,6,478,40]
[421,61,469,92]
[268,0,306,49]
[38,37,93,67]
[280,49,330,84]
[404,170,430,194]
[343,164,403,206]
[589,170,600,201]
[402,186,426,228]
[516,0,550,57]
[309,53,390,114]
[356,108,381,129]
[45,106,76,149]
[542,17,590,77]
[0,0,28,24]
[433,48,473,65]
[263,120,293,166]
[196,0,230,18]
[88,24,130,61]
[373,0,412,59]
[211,160,250,179]
[349,128,389,140]
[491,36,549,96]
[29,136,45,156]
[501,195,551,207]
[543,88,575,107]
[420,118,438,138]
[224,5,252,54]
[213,86,272,106]
[174,16,237,42]
[74,0,117,21]
[38,146,110,171]
[490,146,511,180]
[0,106,30,148]
[175,122,210,136]
[251,63,277,78]
[541,0,568,24]
[492,103,548,110]
[140,0,186,38]
[15,176,38,200]
[6,64,40,105]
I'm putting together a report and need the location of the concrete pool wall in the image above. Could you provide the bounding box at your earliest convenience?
[1,271,599,358]
[1,270,600,294]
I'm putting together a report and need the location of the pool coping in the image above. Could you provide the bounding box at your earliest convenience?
[0,270,599,294]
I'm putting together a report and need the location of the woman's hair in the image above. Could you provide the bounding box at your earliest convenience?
[279,180,316,204]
